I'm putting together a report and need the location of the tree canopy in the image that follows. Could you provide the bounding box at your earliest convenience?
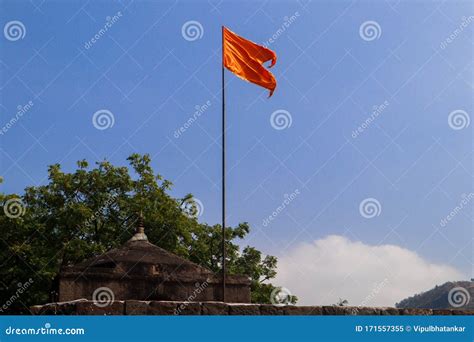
[0,154,296,313]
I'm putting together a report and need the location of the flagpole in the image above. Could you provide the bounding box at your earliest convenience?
[221,25,226,303]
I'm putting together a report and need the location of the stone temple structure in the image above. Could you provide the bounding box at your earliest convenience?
[58,218,251,303]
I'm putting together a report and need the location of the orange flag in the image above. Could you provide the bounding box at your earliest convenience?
[223,27,277,97]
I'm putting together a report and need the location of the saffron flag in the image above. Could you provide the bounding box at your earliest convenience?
[223,27,277,97]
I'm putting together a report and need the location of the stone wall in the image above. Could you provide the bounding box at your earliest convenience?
[30,300,474,315]
[59,276,250,304]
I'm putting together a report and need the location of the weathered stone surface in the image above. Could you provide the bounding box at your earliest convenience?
[147,301,177,315]
[229,304,260,315]
[378,307,400,315]
[55,300,87,315]
[125,300,149,315]
[175,302,201,315]
[285,306,323,315]
[451,309,474,315]
[30,304,56,315]
[323,306,358,315]
[352,306,380,315]
[432,309,453,315]
[76,301,124,315]
[322,306,382,315]
[30,300,474,315]
[400,308,433,315]
[259,304,287,315]
[31,299,88,315]
[30,305,42,315]
[202,302,228,315]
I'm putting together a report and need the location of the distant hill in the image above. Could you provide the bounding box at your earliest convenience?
[396,281,473,309]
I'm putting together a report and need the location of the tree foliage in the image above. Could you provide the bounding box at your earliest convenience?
[0,154,296,313]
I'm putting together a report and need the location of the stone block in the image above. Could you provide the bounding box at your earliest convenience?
[285,306,323,315]
[76,301,124,315]
[400,308,433,315]
[259,304,286,315]
[352,306,380,315]
[54,300,87,315]
[125,300,149,315]
[175,302,201,315]
[451,309,474,315]
[148,301,177,315]
[202,302,229,315]
[378,307,400,315]
[323,306,353,315]
[432,309,453,315]
[228,304,260,315]
[30,304,55,315]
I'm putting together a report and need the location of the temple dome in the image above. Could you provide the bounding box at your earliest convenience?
[58,218,250,303]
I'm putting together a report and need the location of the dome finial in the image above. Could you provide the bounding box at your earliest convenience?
[129,211,148,241]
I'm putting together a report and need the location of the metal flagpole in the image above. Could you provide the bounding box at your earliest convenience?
[221,25,226,303]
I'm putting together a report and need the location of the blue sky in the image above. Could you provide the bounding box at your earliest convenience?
[0,0,472,304]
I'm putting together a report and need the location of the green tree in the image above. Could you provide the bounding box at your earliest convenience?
[0,154,296,313]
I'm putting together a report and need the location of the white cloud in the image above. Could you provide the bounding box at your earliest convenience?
[274,235,465,307]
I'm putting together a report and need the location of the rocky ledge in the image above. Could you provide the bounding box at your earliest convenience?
[30,300,474,315]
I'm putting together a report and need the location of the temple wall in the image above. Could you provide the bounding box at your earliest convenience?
[59,278,250,303]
